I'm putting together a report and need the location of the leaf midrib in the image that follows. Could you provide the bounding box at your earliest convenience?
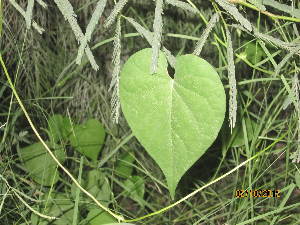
[169,79,175,191]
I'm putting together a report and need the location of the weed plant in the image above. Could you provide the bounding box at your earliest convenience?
[1,0,300,224]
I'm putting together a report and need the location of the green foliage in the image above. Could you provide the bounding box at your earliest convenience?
[19,115,106,186]
[248,0,266,11]
[244,42,265,65]
[71,169,111,208]
[123,176,145,206]
[0,0,2,37]
[263,0,300,19]
[47,114,72,144]
[29,169,114,224]
[69,119,106,161]
[229,118,257,148]
[85,208,117,225]
[295,171,300,189]
[215,0,252,31]
[115,152,135,178]
[31,192,74,225]
[119,48,226,198]
[18,142,65,186]
[4,0,300,224]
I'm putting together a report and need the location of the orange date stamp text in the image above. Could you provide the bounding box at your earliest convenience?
[235,189,280,198]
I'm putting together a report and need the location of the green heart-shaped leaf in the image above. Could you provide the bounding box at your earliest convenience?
[115,152,135,178]
[18,142,65,186]
[244,42,265,64]
[47,114,72,144]
[69,119,105,161]
[119,48,226,198]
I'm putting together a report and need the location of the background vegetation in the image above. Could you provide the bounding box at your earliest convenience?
[1,0,300,224]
